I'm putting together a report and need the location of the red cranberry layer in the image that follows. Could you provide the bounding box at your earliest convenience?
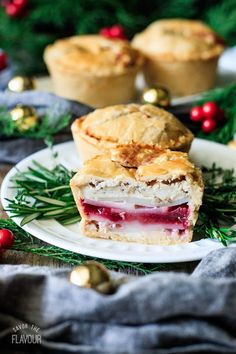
[81,200,189,229]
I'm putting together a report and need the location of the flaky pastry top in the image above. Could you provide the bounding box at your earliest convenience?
[44,35,144,76]
[72,146,203,186]
[73,104,193,151]
[132,19,225,61]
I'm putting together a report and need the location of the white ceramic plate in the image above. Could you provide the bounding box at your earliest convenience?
[1,139,236,263]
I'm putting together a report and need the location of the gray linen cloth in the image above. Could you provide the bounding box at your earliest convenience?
[0,91,93,164]
[1,248,236,353]
[0,64,13,91]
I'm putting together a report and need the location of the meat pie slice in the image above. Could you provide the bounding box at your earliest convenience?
[70,147,204,245]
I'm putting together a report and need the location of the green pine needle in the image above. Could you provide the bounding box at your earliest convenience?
[194,164,236,246]
[197,83,236,144]
[6,161,80,226]
[0,106,72,145]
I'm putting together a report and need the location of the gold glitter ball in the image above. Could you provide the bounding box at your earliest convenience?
[141,87,170,107]
[69,261,113,294]
[227,140,236,149]
[8,76,35,93]
[10,104,38,132]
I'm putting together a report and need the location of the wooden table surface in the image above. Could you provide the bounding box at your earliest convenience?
[0,162,199,274]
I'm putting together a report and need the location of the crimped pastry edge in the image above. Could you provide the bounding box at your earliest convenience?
[71,104,193,162]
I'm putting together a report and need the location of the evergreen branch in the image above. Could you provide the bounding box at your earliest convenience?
[195,164,236,246]
[5,162,80,226]
[0,106,72,145]
[197,83,236,143]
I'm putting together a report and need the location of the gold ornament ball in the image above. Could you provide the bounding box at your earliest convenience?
[8,76,35,93]
[10,104,38,132]
[70,261,113,294]
[141,87,170,108]
[227,140,236,149]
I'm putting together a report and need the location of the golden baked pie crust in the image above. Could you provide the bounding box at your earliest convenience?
[72,104,194,161]
[132,19,225,62]
[44,35,144,77]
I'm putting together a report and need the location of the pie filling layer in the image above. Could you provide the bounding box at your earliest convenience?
[81,199,190,230]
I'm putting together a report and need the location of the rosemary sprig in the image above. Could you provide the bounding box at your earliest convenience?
[6,161,80,226]
[194,164,236,245]
[4,162,236,246]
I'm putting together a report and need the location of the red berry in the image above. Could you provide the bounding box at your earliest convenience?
[109,25,126,39]
[13,0,27,6]
[0,52,7,71]
[5,3,21,17]
[202,118,217,134]
[110,25,123,36]
[100,25,127,40]
[13,0,28,7]
[190,106,204,122]
[0,229,14,249]
[202,101,218,119]
[100,27,111,38]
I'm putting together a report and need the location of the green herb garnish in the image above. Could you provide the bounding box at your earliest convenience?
[6,161,80,226]
[195,164,236,246]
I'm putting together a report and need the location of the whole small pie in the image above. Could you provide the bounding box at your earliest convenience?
[70,146,204,245]
[71,103,194,162]
[44,35,144,107]
[132,19,225,96]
